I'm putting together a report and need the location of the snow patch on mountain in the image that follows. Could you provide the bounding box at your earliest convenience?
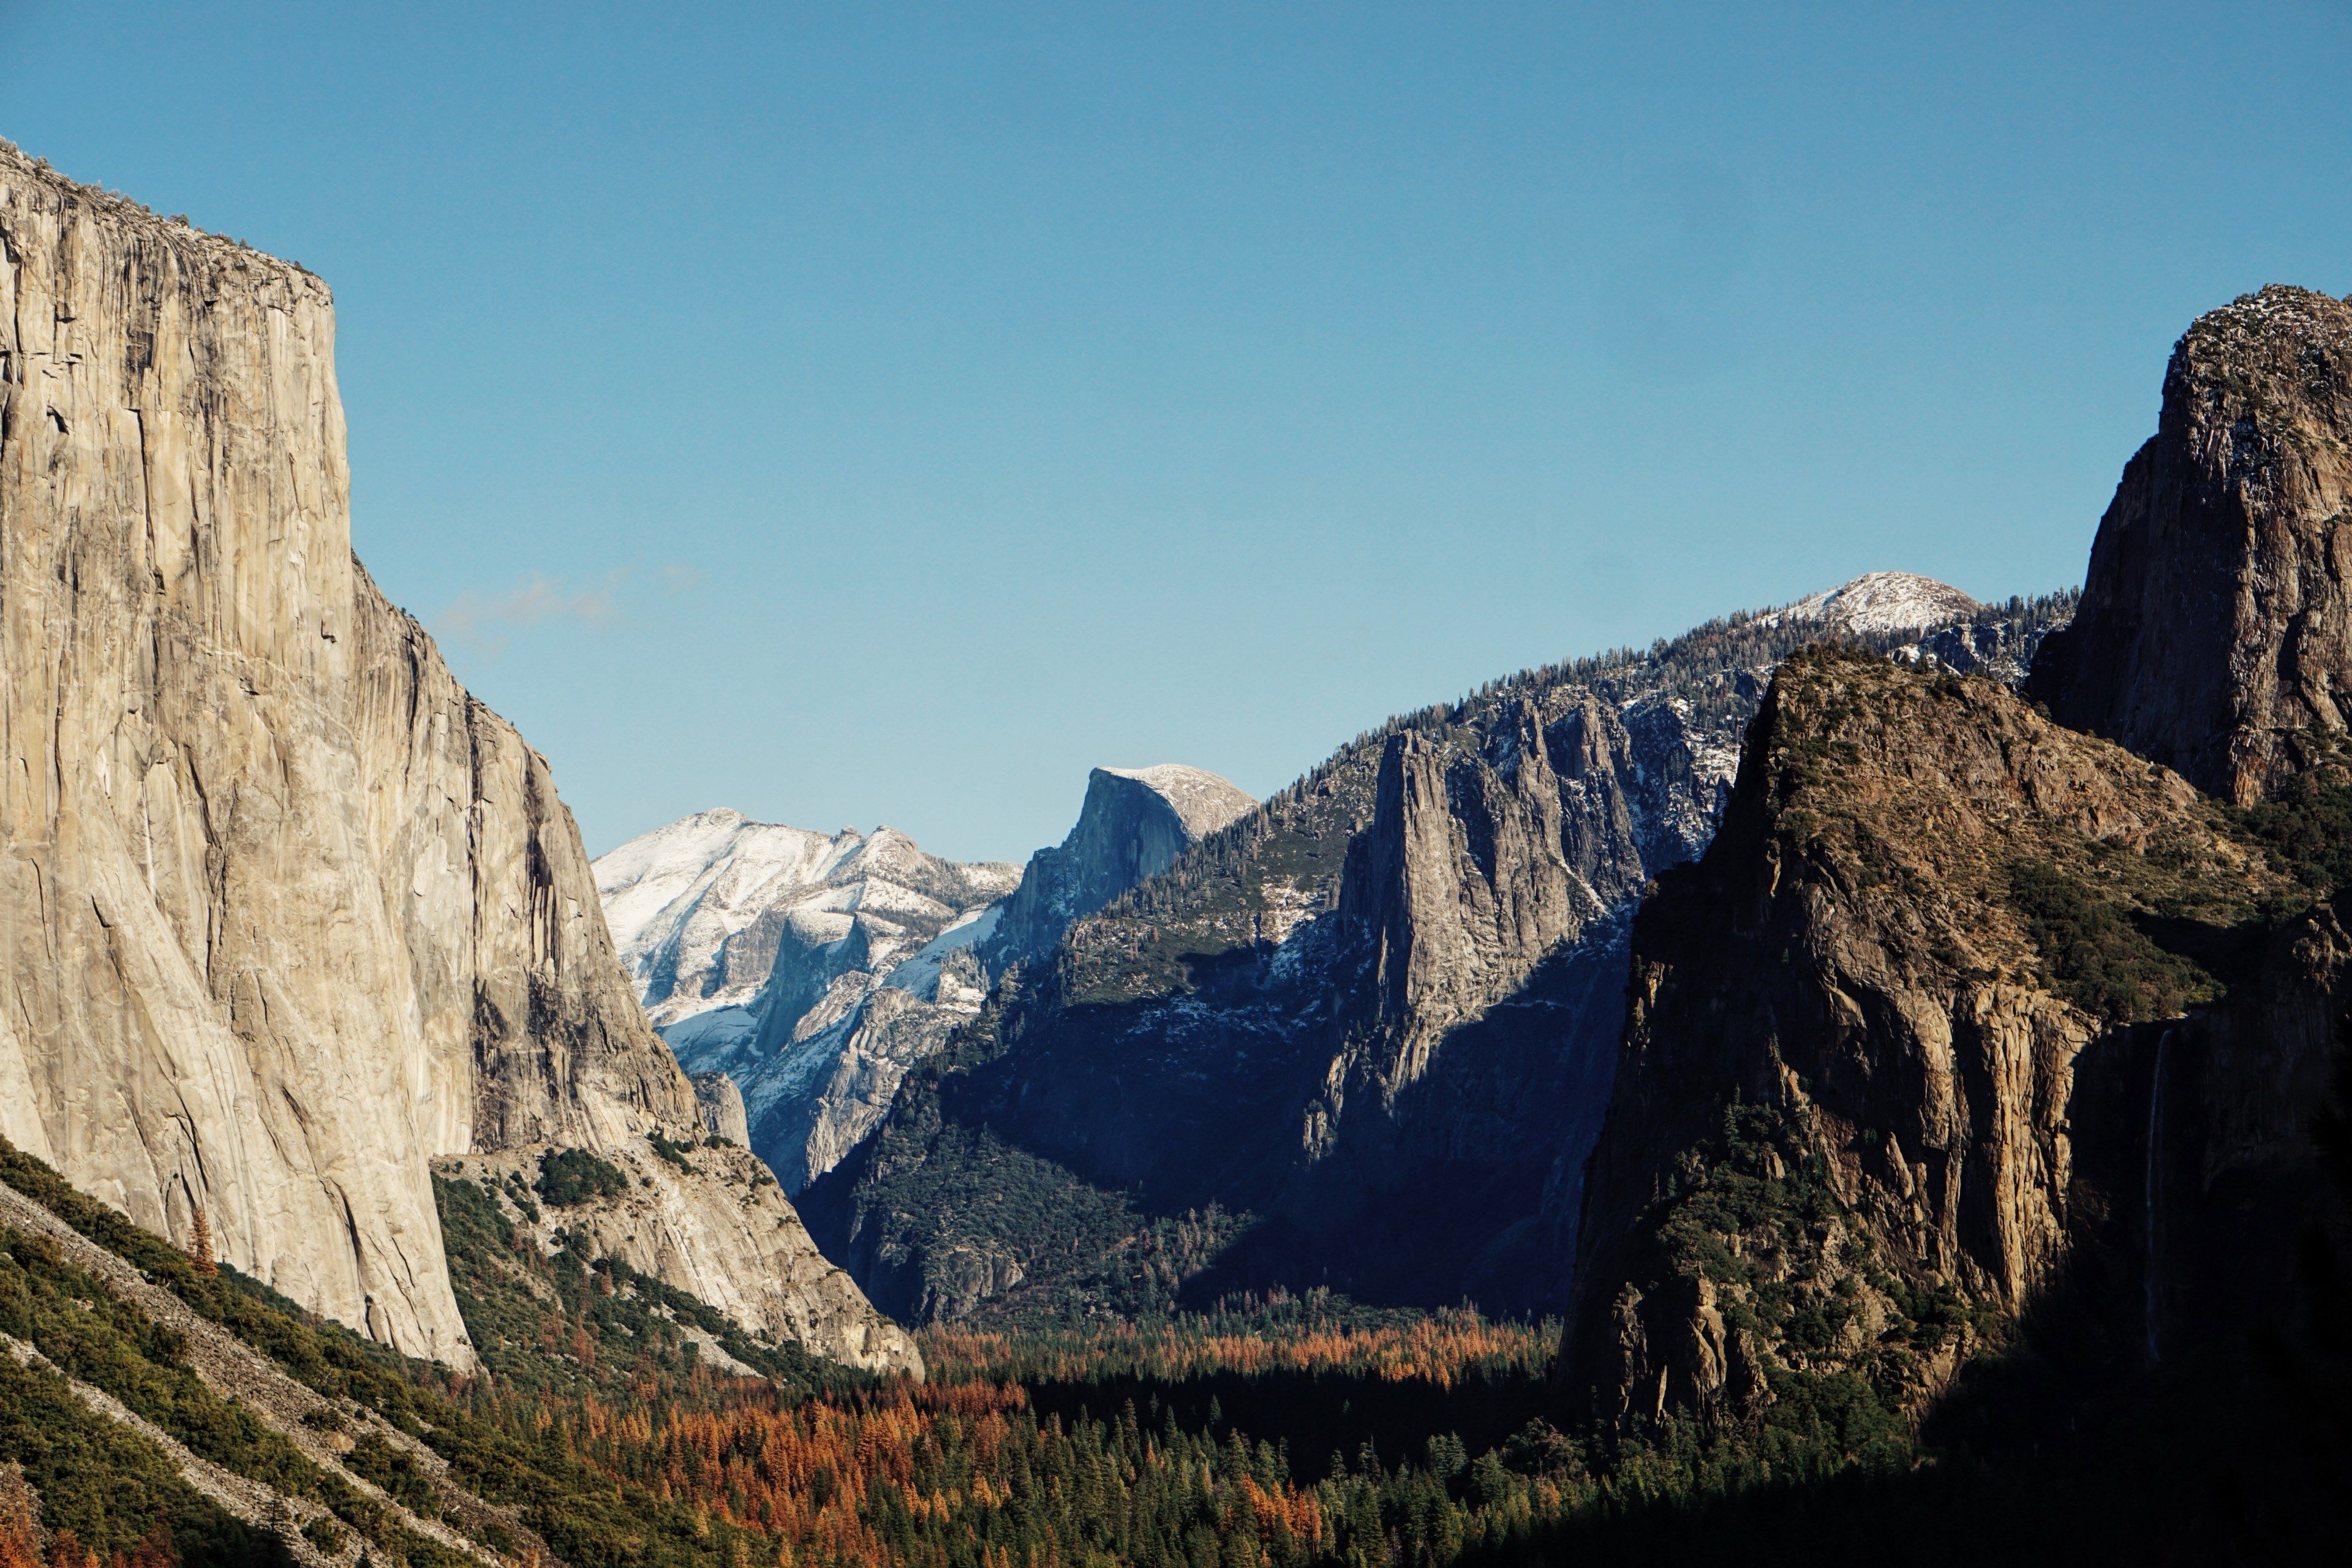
[884,905,1001,1006]
[1760,571,1983,636]
[594,809,1019,1046]
[593,809,1022,1193]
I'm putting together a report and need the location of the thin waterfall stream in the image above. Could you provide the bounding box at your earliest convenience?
[2144,1028,2172,1363]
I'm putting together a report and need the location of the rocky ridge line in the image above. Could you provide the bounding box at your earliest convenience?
[813,578,2073,1326]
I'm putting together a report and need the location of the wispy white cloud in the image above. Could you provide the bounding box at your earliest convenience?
[437,571,632,657]
[660,564,703,595]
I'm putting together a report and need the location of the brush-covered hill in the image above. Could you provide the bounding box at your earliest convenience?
[0,1130,888,1567]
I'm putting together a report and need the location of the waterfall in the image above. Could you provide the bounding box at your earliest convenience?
[2144,1028,2173,1363]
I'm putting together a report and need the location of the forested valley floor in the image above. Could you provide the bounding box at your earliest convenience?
[2,1114,2349,1568]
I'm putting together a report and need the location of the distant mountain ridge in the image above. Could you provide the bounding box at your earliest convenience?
[594,813,1018,1193]
[594,765,1256,1197]
[802,574,2076,1327]
[595,809,1020,1049]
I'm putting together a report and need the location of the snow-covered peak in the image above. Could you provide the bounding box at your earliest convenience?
[595,811,859,982]
[1762,572,1981,637]
[592,809,1019,1035]
[1097,764,1256,841]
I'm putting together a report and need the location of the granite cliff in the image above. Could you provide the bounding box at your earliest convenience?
[982,764,1257,970]
[1564,287,2352,1436]
[0,143,914,1374]
[2032,287,2352,804]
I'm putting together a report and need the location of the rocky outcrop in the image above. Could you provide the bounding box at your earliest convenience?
[983,765,1256,969]
[594,809,1017,1049]
[2030,287,2352,805]
[1564,647,2299,1425]
[693,1072,751,1146]
[0,141,914,1374]
[0,145,466,1361]
[435,1140,921,1375]
[816,585,2075,1326]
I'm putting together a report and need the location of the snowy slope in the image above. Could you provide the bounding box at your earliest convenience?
[597,810,861,1031]
[1759,571,1983,636]
[593,810,1021,1192]
[594,810,1019,1043]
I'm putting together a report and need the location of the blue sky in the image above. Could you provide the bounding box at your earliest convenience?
[6,4,2348,861]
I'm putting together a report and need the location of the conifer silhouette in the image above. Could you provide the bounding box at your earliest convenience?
[189,1204,217,1274]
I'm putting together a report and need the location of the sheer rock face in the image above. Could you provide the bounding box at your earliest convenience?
[2030,287,2352,805]
[1269,698,1655,1309]
[349,582,706,1156]
[1564,650,2297,1425]
[984,764,1256,968]
[0,143,914,1375]
[693,1073,752,1147]
[1338,701,1640,1092]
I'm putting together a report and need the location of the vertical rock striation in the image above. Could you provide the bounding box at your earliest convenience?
[347,575,709,1156]
[1336,702,1638,1094]
[2031,287,2352,804]
[0,142,916,1374]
